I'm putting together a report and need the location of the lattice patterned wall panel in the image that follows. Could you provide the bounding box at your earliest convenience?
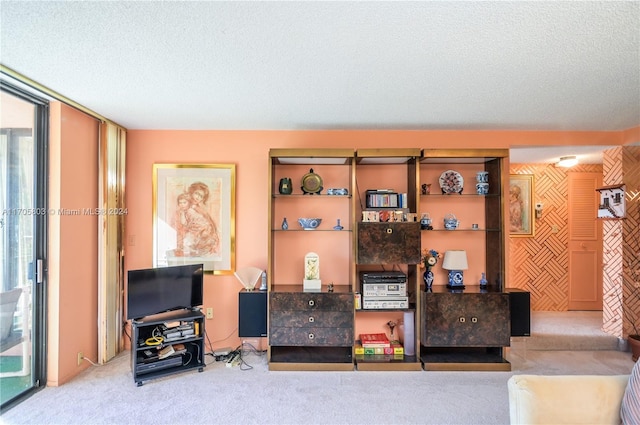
[603,220,623,336]
[603,147,623,186]
[601,146,640,337]
[509,164,601,311]
[622,147,640,337]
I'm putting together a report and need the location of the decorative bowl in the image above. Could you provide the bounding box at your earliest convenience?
[298,218,322,230]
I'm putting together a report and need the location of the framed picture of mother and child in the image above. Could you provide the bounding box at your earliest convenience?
[509,174,535,238]
[153,164,236,274]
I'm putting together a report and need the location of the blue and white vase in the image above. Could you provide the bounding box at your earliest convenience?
[423,268,434,289]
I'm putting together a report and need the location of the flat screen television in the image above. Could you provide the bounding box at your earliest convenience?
[126,264,204,320]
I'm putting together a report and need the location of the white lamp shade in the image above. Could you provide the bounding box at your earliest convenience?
[442,250,468,271]
[234,266,263,290]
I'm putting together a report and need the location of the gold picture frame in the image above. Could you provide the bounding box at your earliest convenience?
[509,174,535,237]
[153,163,236,274]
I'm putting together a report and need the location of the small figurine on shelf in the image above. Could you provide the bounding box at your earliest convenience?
[281,217,288,230]
[333,219,344,230]
[278,177,293,195]
[327,282,334,292]
[421,183,431,195]
[387,320,397,342]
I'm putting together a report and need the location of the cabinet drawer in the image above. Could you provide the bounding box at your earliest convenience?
[357,222,421,264]
[270,326,353,346]
[270,310,353,328]
[270,293,353,311]
[421,292,510,347]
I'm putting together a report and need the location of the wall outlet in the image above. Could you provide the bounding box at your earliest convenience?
[77,351,84,366]
[206,307,213,319]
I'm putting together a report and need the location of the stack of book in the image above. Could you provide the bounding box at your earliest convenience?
[356,333,403,360]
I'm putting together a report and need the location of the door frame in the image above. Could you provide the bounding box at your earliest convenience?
[0,81,48,410]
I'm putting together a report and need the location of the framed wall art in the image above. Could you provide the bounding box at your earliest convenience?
[596,184,626,219]
[509,174,535,237]
[153,163,236,274]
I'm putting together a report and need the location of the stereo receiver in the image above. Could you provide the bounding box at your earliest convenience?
[362,282,407,297]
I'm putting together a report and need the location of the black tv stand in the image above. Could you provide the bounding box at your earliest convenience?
[131,309,205,386]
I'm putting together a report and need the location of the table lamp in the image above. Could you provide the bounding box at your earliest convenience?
[442,250,468,289]
[234,266,263,291]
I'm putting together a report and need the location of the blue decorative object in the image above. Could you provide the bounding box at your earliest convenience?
[443,250,467,289]
[479,272,488,288]
[443,213,459,230]
[447,270,464,288]
[423,269,434,288]
[281,217,288,230]
[420,213,433,230]
[421,249,439,290]
[298,218,322,230]
[333,219,343,230]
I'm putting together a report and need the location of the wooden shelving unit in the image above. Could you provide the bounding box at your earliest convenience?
[418,149,510,371]
[267,149,356,371]
[354,148,422,371]
[266,147,512,373]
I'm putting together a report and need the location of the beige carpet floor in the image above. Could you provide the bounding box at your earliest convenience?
[513,310,621,351]
[0,311,635,425]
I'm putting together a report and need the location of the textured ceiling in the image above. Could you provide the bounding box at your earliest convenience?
[1,1,638,134]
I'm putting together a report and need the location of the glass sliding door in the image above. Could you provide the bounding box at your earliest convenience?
[0,83,47,410]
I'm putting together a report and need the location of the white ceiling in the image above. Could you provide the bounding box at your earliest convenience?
[1,1,639,163]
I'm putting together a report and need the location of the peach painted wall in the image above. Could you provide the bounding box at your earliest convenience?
[125,130,628,351]
[48,102,99,386]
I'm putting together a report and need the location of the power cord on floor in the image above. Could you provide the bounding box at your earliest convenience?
[239,341,266,370]
[81,356,101,367]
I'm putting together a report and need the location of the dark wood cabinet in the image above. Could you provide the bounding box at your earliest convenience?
[420,287,511,370]
[421,289,510,346]
[357,222,421,265]
[269,291,353,367]
[270,292,354,346]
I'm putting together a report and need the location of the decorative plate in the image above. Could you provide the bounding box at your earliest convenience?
[439,170,464,194]
[301,168,323,194]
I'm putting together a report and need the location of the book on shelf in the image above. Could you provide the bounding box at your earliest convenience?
[356,341,403,356]
[359,333,390,347]
[358,342,404,355]
[355,353,405,361]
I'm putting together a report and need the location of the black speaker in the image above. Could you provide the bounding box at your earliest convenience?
[238,290,267,337]
[507,289,531,337]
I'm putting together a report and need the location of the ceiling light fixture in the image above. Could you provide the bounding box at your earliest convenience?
[556,155,578,167]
